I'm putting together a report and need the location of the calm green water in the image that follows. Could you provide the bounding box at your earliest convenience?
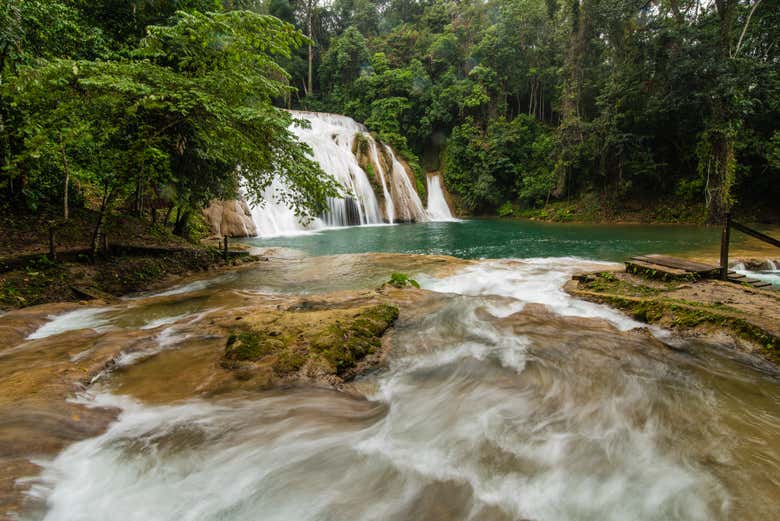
[241,219,734,261]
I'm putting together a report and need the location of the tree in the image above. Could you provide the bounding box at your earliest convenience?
[5,10,340,251]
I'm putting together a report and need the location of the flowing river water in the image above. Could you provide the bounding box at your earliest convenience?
[4,220,780,521]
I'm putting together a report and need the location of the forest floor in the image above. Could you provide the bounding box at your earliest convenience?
[566,271,780,366]
[0,206,259,310]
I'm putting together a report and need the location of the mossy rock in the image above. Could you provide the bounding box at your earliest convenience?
[222,303,400,380]
[312,304,399,375]
[224,330,287,361]
[272,349,307,375]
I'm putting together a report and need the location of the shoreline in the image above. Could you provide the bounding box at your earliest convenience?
[566,270,780,367]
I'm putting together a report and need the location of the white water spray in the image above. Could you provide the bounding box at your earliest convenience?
[426,174,456,221]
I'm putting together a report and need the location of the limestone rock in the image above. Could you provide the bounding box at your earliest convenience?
[203,198,257,237]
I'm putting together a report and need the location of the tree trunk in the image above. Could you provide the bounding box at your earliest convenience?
[59,133,70,220]
[173,209,191,237]
[554,0,588,198]
[704,124,736,224]
[90,186,114,260]
[704,0,739,223]
[306,0,315,96]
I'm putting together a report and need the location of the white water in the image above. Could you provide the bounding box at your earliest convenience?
[732,261,780,287]
[20,256,779,521]
[369,141,395,223]
[249,112,454,237]
[249,178,326,238]
[421,258,643,330]
[26,308,111,340]
[385,144,427,223]
[426,174,456,221]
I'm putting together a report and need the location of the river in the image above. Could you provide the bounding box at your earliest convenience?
[5,220,780,521]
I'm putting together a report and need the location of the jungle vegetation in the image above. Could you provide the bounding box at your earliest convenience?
[0,0,777,241]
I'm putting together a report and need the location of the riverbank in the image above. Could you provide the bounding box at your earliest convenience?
[0,207,263,310]
[485,193,779,225]
[566,270,780,366]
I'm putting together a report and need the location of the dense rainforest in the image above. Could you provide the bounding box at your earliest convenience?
[1,0,778,250]
[289,0,779,222]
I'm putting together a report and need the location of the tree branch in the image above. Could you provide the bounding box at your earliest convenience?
[734,0,761,57]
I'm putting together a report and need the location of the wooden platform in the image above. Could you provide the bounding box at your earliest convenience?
[631,255,720,275]
[626,254,720,280]
[627,254,777,290]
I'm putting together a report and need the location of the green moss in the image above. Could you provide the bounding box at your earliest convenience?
[222,304,400,378]
[387,272,420,288]
[581,272,663,298]
[225,330,286,361]
[593,294,778,362]
[312,304,399,375]
[273,349,306,374]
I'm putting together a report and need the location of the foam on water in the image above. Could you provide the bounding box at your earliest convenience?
[26,308,112,340]
[732,262,780,287]
[422,257,643,330]
[18,257,779,521]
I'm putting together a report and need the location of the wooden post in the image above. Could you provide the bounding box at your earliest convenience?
[720,212,731,280]
[48,225,57,261]
[223,235,229,262]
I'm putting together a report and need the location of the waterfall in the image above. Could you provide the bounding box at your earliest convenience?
[369,141,395,223]
[385,144,427,223]
[249,111,454,237]
[426,174,456,221]
[249,179,325,237]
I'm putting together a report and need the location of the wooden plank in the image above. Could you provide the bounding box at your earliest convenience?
[625,260,689,278]
[631,254,718,274]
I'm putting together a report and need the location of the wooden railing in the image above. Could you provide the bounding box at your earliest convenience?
[720,213,780,279]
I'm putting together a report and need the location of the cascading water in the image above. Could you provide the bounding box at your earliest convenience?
[249,179,323,238]
[14,254,780,521]
[369,141,395,224]
[249,111,454,237]
[426,174,456,221]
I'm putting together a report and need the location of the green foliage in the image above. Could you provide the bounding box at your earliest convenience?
[320,26,370,92]
[2,0,779,223]
[387,272,419,288]
[444,115,554,212]
[296,0,779,219]
[496,201,514,218]
[3,9,340,238]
